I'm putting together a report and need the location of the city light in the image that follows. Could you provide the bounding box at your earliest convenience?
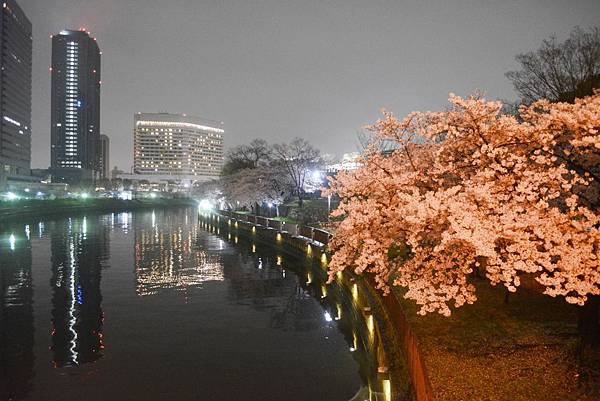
[383,380,392,401]
[6,192,18,200]
[119,191,132,200]
[198,199,212,211]
[81,193,89,199]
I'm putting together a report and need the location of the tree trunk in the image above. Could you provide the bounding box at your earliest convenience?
[578,295,600,347]
[297,188,304,207]
[504,288,510,304]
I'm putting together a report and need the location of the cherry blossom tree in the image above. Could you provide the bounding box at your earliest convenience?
[221,165,291,213]
[272,138,322,206]
[325,92,600,329]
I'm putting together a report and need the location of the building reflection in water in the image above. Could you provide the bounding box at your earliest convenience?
[0,227,34,400]
[134,210,224,297]
[49,216,108,367]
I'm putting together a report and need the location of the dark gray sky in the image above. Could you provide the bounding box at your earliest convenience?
[20,0,600,170]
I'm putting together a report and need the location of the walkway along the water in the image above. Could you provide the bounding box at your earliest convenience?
[200,210,435,401]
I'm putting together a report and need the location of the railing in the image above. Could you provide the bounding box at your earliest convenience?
[282,222,298,236]
[219,210,331,246]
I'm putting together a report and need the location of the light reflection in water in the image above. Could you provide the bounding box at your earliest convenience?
[0,208,399,401]
[49,216,107,367]
[134,210,225,297]
[0,226,34,399]
[209,216,402,401]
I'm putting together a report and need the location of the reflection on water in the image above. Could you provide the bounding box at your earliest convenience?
[0,207,394,401]
[201,216,401,401]
[134,210,225,297]
[0,228,34,400]
[49,217,107,367]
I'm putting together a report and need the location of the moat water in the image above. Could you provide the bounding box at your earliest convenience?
[0,207,379,401]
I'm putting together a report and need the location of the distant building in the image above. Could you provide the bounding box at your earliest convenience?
[326,152,361,173]
[30,168,50,179]
[99,134,109,179]
[0,0,32,189]
[133,113,224,182]
[50,29,101,184]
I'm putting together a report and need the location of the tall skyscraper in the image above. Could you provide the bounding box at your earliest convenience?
[99,134,109,180]
[50,29,101,184]
[0,0,32,185]
[133,113,224,181]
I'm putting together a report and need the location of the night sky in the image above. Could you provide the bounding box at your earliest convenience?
[19,0,600,171]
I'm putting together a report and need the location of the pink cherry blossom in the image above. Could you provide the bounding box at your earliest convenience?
[325,92,600,316]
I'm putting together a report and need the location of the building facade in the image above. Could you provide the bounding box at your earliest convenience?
[50,29,101,184]
[0,0,32,186]
[133,113,224,182]
[99,134,109,179]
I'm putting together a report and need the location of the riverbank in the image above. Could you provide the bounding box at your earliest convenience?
[0,197,197,226]
[201,211,428,401]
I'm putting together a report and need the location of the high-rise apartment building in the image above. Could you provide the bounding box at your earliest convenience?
[50,29,101,184]
[99,134,109,180]
[0,0,32,184]
[133,113,224,181]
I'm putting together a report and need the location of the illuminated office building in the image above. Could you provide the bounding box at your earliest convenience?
[0,0,32,186]
[133,113,224,182]
[50,29,101,184]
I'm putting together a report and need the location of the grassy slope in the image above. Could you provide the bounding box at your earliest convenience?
[394,277,599,401]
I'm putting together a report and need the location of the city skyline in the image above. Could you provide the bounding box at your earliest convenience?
[18,0,600,172]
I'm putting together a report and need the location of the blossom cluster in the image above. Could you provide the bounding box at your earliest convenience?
[325,93,600,316]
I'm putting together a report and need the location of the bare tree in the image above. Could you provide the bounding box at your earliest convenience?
[272,138,322,207]
[506,26,600,104]
[222,139,272,176]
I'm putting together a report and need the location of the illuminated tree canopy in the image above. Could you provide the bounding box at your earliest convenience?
[325,92,600,316]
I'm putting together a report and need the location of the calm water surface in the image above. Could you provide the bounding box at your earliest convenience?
[0,208,368,401]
